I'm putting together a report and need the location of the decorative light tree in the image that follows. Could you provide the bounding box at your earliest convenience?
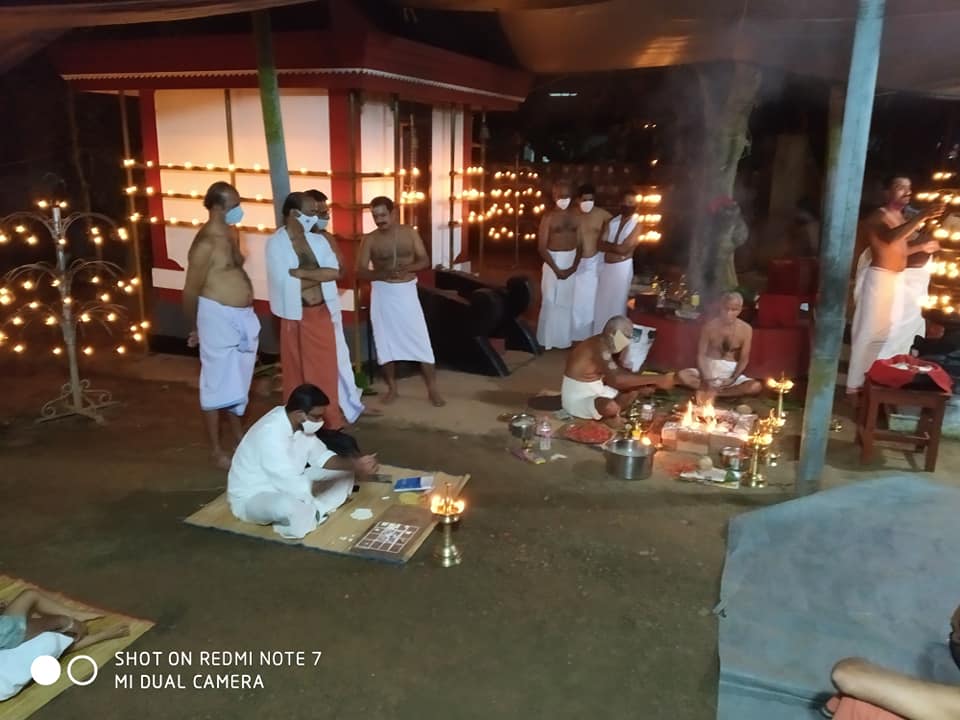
[0,200,145,424]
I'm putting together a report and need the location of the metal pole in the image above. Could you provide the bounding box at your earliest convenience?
[513,153,520,268]
[118,90,148,347]
[224,89,238,189]
[252,10,290,226]
[796,0,886,496]
[449,107,457,269]
[392,94,401,208]
[349,90,362,372]
[479,111,487,275]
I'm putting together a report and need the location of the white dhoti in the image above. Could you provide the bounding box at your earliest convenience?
[537,249,578,350]
[197,296,261,415]
[231,472,354,540]
[561,375,619,420]
[370,279,435,365]
[684,358,752,387]
[848,267,911,391]
[571,254,603,342]
[902,264,932,344]
[331,311,365,423]
[592,259,634,334]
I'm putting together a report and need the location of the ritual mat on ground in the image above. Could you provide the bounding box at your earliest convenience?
[183,465,469,564]
[0,575,153,720]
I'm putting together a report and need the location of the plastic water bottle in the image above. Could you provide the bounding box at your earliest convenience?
[536,417,552,452]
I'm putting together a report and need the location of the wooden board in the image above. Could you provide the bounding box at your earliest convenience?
[0,575,153,720]
[183,465,470,564]
[350,504,435,562]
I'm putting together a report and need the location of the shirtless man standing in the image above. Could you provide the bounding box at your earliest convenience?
[356,196,443,406]
[572,183,612,342]
[847,175,943,397]
[561,315,674,423]
[677,292,763,404]
[537,180,582,350]
[183,181,261,469]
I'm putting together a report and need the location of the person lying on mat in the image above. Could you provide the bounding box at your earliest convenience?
[0,589,130,652]
[228,383,379,539]
[823,605,960,719]
[561,315,675,424]
[676,291,763,404]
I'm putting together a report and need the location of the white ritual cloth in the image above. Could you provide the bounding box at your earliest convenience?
[561,375,619,420]
[537,249,578,350]
[572,253,603,342]
[197,296,260,415]
[684,358,752,387]
[370,278,435,364]
[847,266,910,391]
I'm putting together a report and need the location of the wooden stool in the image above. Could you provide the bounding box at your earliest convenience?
[856,378,950,471]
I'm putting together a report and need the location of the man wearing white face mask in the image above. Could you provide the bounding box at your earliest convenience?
[572,183,612,341]
[537,179,582,350]
[266,192,346,429]
[561,315,674,422]
[183,181,261,470]
[228,384,379,539]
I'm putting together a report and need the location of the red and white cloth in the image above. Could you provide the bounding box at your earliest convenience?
[867,355,953,393]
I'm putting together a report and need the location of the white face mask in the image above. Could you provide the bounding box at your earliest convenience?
[580,200,595,213]
[301,419,324,435]
[611,331,631,353]
[296,211,317,232]
[556,198,571,210]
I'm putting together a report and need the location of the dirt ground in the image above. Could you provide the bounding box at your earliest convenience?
[1,354,956,720]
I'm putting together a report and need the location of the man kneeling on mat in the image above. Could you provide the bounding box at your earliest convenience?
[228,384,379,539]
[0,589,129,652]
[562,315,675,424]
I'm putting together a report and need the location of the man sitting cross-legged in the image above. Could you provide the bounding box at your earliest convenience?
[677,291,763,404]
[227,384,379,539]
[561,315,675,424]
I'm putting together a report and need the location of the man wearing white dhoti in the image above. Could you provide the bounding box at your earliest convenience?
[537,180,582,350]
[847,175,943,397]
[571,183,612,342]
[183,181,261,470]
[593,192,643,335]
[356,196,444,406]
[228,384,378,540]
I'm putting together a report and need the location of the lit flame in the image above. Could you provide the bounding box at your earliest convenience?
[430,493,465,516]
[681,400,694,427]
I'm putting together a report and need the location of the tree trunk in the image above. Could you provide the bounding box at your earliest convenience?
[689,62,761,301]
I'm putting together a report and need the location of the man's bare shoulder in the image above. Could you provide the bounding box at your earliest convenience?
[735,318,753,334]
[596,208,613,222]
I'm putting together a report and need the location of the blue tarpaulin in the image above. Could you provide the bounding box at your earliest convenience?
[716,475,960,719]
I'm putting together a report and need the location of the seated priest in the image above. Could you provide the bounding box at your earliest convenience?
[562,315,675,423]
[227,384,379,539]
[677,292,763,403]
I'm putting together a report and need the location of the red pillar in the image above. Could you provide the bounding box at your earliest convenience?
[328,89,362,317]
[139,90,178,271]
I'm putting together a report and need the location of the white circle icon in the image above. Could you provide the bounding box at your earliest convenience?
[30,655,62,686]
[66,655,98,686]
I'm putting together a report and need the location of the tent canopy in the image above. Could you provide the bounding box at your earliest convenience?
[396,0,960,98]
[0,1,304,72]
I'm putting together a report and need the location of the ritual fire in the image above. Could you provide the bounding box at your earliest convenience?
[662,401,756,454]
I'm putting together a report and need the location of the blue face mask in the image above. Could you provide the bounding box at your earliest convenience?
[224,205,244,225]
[315,217,329,231]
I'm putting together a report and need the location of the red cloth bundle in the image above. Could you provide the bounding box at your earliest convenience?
[867,355,953,393]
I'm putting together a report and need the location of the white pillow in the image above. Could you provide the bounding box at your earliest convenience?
[0,632,74,701]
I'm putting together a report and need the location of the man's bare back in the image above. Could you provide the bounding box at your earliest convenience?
[363,225,421,283]
[702,317,751,362]
[190,225,253,307]
[542,208,580,251]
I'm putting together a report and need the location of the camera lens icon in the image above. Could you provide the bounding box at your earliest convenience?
[30,654,98,687]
